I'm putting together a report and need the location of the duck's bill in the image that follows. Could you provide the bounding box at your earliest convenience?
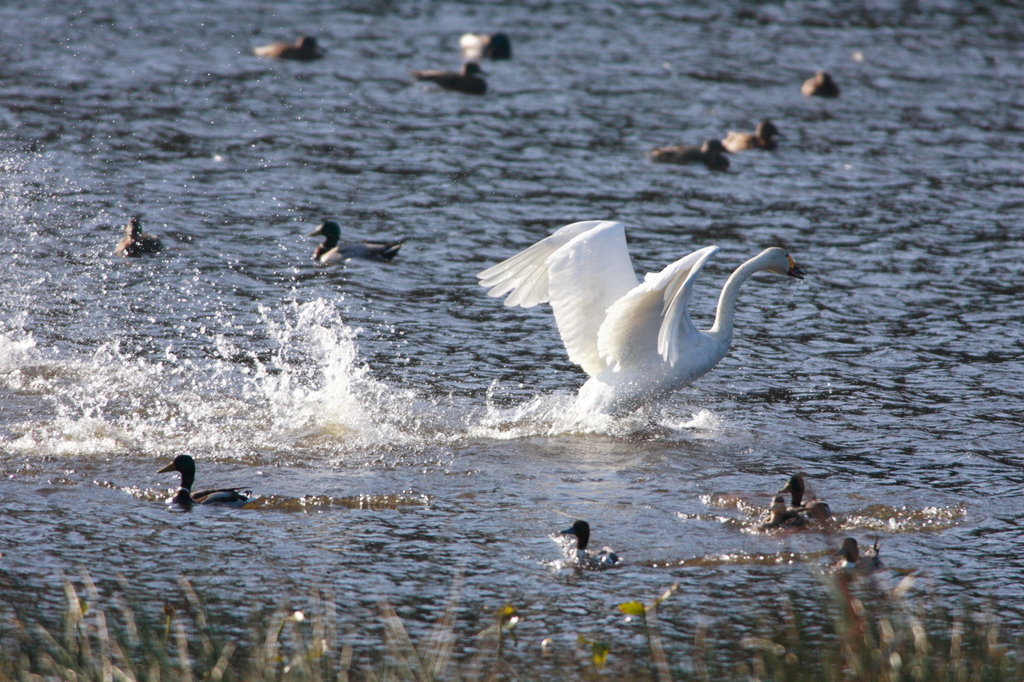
[561,527,577,535]
[307,226,324,237]
[157,462,176,473]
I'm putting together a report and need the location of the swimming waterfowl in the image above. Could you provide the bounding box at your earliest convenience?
[157,454,250,508]
[477,221,805,414]
[412,62,487,95]
[459,32,512,60]
[780,474,831,521]
[307,220,403,264]
[722,119,781,152]
[833,537,883,572]
[254,36,324,61]
[561,520,619,567]
[115,217,162,256]
[648,139,729,171]
[801,70,840,98]
[757,494,807,530]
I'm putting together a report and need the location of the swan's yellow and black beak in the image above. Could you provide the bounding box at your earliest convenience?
[786,255,805,280]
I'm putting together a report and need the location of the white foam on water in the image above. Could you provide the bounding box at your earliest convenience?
[1,294,722,461]
[0,299,445,460]
[468,379,722,441]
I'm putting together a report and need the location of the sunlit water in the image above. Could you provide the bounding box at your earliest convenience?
[2,0,1023,653]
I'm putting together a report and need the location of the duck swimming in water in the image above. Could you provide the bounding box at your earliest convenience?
[833,537,883,572]
[254,36,324,61]
[722,119,781,152]
[115,217,162,256]
[459,32,511,60]
[648,139,729,171]
[158,454,250,508]
[801,70,840,98]
[307,220,403,264]
[561,520,619,567]
[412,62,487,95]
[757,494,807,530]
[780,474,831,521]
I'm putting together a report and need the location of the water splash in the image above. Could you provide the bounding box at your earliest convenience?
[0,299,449,460]
[471,379,722,440]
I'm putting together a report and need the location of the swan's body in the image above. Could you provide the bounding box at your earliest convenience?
[477,221,804,413]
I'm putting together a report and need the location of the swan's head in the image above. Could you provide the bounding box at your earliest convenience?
[761,247,805,279]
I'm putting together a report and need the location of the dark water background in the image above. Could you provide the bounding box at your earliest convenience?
[2,0,1023,658]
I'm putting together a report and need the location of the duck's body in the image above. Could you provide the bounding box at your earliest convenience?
[780,475,831,521]
[477,221,805,414]
[115,217,162,256]
[802,71,840,98]
[254,36,324,61]
[561,520,619,568]
[459,32,511,60]
[834,537,882,572]
[757,494,808,530]
[412,62,487,95]
[722,120,780,152]
[648,139,729,171]
[307,220,403,264]
[158,455,249,508]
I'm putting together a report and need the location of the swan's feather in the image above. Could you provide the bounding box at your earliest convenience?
[598,246,719,369]
[545,223,639,376]
[476,221,609,308]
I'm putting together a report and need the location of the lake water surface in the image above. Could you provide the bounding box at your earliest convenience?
[2,0,1023,656]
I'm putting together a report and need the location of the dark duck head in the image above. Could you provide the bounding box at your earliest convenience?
[561,520,619,567]
[779,474,831,521]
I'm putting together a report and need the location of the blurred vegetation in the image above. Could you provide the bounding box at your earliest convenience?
[1,568,1021,682]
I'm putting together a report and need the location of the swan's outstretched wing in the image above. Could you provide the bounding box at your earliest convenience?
[477,221,609,308]
[545,222,639,376]
[477,220,639,377]
[597,246,720,370]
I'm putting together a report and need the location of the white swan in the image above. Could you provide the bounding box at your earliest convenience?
[476,220,805,413]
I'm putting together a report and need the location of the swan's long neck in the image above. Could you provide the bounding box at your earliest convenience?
[708,251,774,341]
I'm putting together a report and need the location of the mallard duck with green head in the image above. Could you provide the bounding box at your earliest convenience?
[158,455,250,508]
